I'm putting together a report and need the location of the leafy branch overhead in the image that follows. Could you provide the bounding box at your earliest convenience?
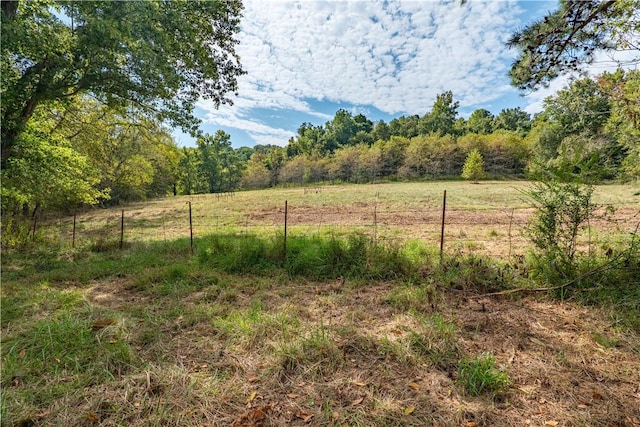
[508,0,640,90]
[0,0,245,166]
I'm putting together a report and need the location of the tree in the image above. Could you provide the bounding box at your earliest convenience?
[461,149,486,183]
[1,0,244,167]
[197,130,243,193]
[508,0,639,90]
[494,107,532,136]
[419,91,460,136]
[466,109,495,134]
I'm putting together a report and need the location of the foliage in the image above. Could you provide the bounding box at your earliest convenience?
[508,0,640,90]
[524,181,596,281]
[461,149,486,182]
[0,112,107,214]
[1,0,244,166]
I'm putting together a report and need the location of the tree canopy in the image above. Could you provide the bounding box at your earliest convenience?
[508,0,639,90]
[0,0,244,167]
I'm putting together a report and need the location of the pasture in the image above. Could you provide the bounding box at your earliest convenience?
[2,180,639,426]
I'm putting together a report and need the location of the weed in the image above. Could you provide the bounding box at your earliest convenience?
[456,352,510,399]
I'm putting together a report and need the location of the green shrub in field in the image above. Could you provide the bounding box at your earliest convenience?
[456,352,510,399]
[524,180,596,282]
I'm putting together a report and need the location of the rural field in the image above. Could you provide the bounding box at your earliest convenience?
[2,181,640,426]
[35,181,640,258]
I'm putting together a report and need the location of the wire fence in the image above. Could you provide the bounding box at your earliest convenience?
[23,189,640,260]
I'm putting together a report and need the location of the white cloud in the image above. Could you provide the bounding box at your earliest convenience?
[198,0,534,145]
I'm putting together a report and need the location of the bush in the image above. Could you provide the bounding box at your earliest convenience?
[524,181,595,281]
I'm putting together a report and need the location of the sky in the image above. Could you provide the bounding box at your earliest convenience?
[170,0,623,149]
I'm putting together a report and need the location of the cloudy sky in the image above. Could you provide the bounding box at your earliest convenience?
[171,0,592,148]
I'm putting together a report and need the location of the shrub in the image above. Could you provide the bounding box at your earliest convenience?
[461,149,486,183]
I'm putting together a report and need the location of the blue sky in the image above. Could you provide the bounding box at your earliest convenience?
[170,1,597,148]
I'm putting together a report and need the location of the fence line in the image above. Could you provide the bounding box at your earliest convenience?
[16,194,640,260]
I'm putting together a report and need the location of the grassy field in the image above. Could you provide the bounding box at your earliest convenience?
[2,181,639,426]
[36,181,640,258]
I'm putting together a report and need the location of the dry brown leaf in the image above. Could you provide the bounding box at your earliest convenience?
[592,391,603,400]
[407,382,420,391]
[286,393,299,399]
[351,397,364,406]
[231,404,272,427]
[465,422,478,427]
[544,421,559,426]
[354,381,366,387]
[295,412,314,423]
[404,406,416,415]
[247,376,259,383]
[333,411,339,420]
[92,318,116,330]
[87,412,99,423]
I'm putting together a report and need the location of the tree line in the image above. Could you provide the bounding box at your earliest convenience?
[2,0,638,222]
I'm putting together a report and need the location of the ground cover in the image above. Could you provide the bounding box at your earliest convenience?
[2,233,639,426]
[3,181,639,426]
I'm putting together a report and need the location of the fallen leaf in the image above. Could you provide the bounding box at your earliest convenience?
[231,404,272,427]
[286,393,299,399]
[354,381,366,387]
[407,382,420,391]
[295,412,314,423]
[92,318,116,329]
[87,412,99,423]
[246,391,257,407]
[544,421,558,426]
[592,391,603,400]
[465,422,478,427]
[19,349,26,358]
[351,397,364,406]
[333,411,339,420]
[247,376,260,383]
[404,406,416,415]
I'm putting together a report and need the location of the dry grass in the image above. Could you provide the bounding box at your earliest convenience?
[39,181,640,258]
[3,270,639,426]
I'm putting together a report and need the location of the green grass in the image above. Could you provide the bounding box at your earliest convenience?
[2,179,639,425]
[456,353,510,399]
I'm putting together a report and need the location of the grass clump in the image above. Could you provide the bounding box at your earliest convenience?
[456,352,510,399]
[407,314,460,370]
[2,312,137,424]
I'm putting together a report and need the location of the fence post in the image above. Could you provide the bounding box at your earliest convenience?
[284,200,288,262]
[119,209,124,250]
[373,203,378,246]
[31,215,37,242]
[72,213,77,248]
[508,208,514,260]
[439,190,447,265]
[188,201,194,254]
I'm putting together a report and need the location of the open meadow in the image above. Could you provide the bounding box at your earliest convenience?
[2,181,640,426]
[34,181,640,258]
